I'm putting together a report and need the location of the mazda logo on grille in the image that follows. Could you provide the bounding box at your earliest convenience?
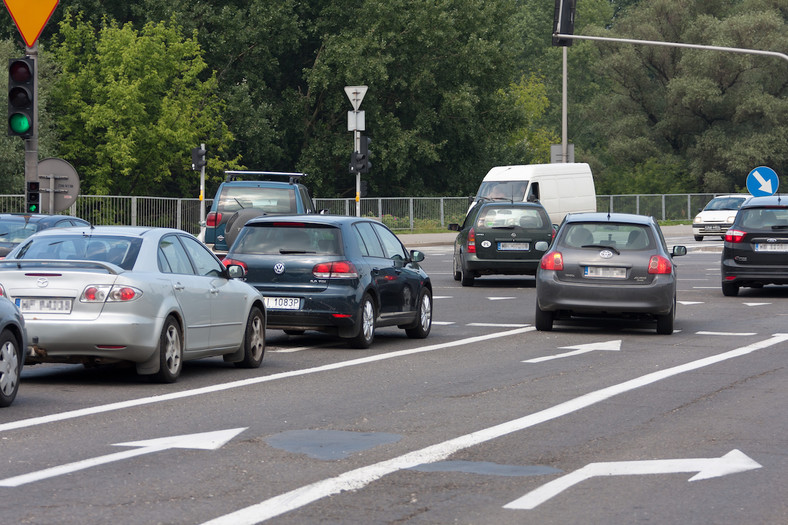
[599,250,614,259]
[36,277,49,287]
[273,262,285,275]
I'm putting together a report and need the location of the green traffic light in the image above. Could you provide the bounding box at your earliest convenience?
[27,203,37,213]
[9,113,31,134]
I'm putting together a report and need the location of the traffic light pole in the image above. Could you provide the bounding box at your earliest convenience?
[354,130,361,217]
[24,44,38,200]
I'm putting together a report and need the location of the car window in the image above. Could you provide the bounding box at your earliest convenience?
[0,218,37,242]
[218,186,297,214]
[159,235,195,275]
[477,207,546,228]
[372,223,407,260]
[705,196,747,211]
[15,235,141,269]
[477,181,528,201]
[739,208,788,229]
[179,235,225,276]
[232,224,340,255]
[563,223,654,250]
[353,222,386,258]
[299,186,316,212]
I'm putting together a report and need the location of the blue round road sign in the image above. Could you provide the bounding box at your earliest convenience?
[746,166,779,197]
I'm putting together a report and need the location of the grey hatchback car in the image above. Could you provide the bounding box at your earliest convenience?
[535,213,687,334]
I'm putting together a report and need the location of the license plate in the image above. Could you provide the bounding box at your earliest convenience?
[264,296,301,310]
[705,225,721,232]
[584,266,626,279]
[755,243,788,252]
[498,242,529,251]
[15,297,73,313]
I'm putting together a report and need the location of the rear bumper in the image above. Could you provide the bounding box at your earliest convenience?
[257,288,361,336]
[464,254,542,276]
[721,259,788,286]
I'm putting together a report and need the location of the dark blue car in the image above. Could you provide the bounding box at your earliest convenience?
[0,213,90,257]
[223,215,432,348]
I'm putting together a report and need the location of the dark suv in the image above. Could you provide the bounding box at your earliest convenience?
[204,172,319,254]
[721,195,788,296]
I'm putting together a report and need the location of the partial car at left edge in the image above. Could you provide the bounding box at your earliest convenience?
[0,226,265,382]
[0,295,25,407]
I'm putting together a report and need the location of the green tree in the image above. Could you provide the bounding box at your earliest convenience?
[48,12,238,196]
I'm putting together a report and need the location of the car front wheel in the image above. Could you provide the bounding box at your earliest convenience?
[721,281,739,296]
[405,289,432,339]
[656,298,675,335]
[0,329,21,407]
[348,294,376,349]
[235,306,265,368]
[154,317,183,383]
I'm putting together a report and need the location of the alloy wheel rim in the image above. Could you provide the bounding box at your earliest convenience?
[0,341,19,396]
[362,300,374,341]
[250,315,264,359]
[420,295,432,330]
[165,325,182,373]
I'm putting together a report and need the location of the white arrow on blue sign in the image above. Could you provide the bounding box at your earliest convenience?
[746,166,779,197]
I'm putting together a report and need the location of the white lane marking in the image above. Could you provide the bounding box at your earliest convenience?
[433,296,453,299]
[201,333,788,525]
[696,331,756,336]
[468,323,529,328]
[743,303,771,307]
[524,340,621,363]
[432,321,455,326]
[678,301,703,305]
[488,297,517,301]
[1,328,534,434]
[270,342,344,353]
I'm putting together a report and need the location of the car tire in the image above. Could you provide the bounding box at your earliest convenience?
[694,235,702,241]
[656,298,675,335]
[0,329,21,407]
[405,289,432,339]
[224,208,266,249]
[534,302,553,331]
[452,254,461,281]
[721,282,739,297]
[154,317,183,383]
[460,262,474,287]
[234,306,265,368]
[348,294,375,349]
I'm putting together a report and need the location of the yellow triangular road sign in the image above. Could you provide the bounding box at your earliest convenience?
[3,0,59,48]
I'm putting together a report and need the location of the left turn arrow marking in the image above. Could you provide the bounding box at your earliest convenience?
[523,340,622,363]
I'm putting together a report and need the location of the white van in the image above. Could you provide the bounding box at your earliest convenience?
[474,163,596,224]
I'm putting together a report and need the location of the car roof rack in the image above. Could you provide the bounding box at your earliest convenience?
[224,171,308,184]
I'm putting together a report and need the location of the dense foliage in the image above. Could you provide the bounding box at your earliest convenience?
[0,1,785,198]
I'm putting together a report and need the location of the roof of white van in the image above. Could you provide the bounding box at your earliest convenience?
[483,163,591,181]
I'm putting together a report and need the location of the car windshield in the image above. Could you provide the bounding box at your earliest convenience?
[218,187,297,214]
[14,235,143,270]
[476,181,528,201]
[563,222,654,251]
[704,196,747,211]
[233,224,342,255]
[0,218,38,243]
[476,207,545,229]
[738,208,788,229]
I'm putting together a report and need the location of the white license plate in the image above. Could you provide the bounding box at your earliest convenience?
[264,296,301,310]
[705,225,721,232]
[16,297,73,313]
[584,266,626,279]
[498,242,529,251]
[755,243,788,252]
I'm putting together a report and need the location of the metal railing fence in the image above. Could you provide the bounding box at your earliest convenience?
[0,193,728,234]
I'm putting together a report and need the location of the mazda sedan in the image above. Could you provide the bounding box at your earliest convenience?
[223,215,432,348]
[0,226,265,382]
[535,213,687,334]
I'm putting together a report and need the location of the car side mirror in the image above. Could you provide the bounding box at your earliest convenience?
[671,245,687,257]
[448,223,460,231]
[534,241,549,252]
[226,264,246,279]
[410,249,425,263]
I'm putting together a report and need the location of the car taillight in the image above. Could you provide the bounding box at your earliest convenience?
[540,251,563,271]
[0,284,4,296]
[81,285,142,302]
[222,257,247,270]
[725,229,746,243]
[467,227,476,253]
[648,255,672,274]
[206,212,220,227]
[313,261,359,279]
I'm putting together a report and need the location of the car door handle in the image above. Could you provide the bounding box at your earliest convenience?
[174,283,184,291]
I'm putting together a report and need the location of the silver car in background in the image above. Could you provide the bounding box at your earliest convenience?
[535,213,687,335]
[0,226,265,382]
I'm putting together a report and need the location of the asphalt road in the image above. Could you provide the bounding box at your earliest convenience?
[1,227,786,524]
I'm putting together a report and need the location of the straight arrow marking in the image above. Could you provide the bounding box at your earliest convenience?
[0,427,246,487]
[523,340,621,363]
[504,449,762,510]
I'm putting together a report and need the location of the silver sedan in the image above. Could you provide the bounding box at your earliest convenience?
[0,226,265,382]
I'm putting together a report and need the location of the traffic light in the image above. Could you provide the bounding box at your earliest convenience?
[191,147,206,170]
[8,58,34,138]
[356,135,372,174]
[25,181,40,213]
[552,0,577,46]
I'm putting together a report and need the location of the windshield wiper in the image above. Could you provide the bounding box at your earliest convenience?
[581,244,621,255]
[279,249,316,254]
[770,225,788,230]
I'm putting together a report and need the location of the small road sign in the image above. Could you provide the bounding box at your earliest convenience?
[3,0,59,48]
[746,166,779,197]
[344,85,368,111]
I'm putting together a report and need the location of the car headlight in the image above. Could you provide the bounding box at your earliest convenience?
[727,215,736,223]
[693,216,702,224]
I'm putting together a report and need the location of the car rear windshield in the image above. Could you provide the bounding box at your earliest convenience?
[476,207,546,229]
[232,224,342,255]
[563,223,654,251]
[738,207,788,230]
[0,217,38,242]
[218,187,297,214]
[14,235,143,270]
[704,196,747,211]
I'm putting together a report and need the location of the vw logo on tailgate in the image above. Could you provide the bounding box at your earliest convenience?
[273,262,285,275]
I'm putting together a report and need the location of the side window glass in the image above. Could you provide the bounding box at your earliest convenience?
[180,235,225,277]
[354,222,385,258]
[372,223,407,260]
[159,235,195,275]
[300,187,315,212]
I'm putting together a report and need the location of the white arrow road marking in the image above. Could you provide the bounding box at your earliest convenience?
[753,169,773,194]
[469,323,529,328]
[0,428,246,488]
[200,334,788,525]
[678,301,703,305]
[488,296,516,301]
[503,449,762,510]
[744,303,771,307]
[523,340,621,363]
[697,331,756,336]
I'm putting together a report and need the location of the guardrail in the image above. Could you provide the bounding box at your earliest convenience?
[0,193,727,234]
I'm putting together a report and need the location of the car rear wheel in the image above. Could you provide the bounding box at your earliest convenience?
[534,302,553,331]
[452,254,461,281]
[0,329,21,407]
[154,317,183,383]
[460,262,474,287]
[721,282,739,297]
[348,294,375,349]
[656,298,675,335]
[405,289,432,339]
[235,306,265,368]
